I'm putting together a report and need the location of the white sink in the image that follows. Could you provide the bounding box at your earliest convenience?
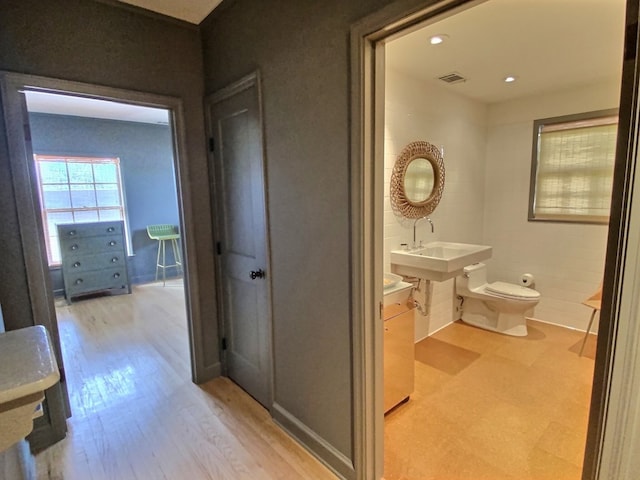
[0,326,60,452]
[390,241,492,281]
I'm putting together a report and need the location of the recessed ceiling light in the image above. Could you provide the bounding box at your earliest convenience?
[429,34,449,45]
[504,75,517,83]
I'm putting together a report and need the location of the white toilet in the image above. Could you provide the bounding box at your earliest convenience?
[455,263,540,337]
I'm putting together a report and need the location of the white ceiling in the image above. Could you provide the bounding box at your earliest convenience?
[117,0,222,24]
[24,91,170,124]
[386,0,626,104]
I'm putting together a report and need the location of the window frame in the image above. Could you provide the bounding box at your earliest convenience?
[33,154,129,266]
[528,108,619,225]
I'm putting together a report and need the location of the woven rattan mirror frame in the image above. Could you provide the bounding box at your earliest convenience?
[390,140,445,219]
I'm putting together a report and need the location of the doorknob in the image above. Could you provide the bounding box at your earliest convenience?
[250,269,265,280]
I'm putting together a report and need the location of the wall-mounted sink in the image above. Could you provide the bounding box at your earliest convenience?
[0,326,60,452]
[390,241,492,281]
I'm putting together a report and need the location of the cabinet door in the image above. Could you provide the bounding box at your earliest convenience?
[383,308,415,413]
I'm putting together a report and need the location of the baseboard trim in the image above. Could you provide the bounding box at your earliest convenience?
[194,361,221,384]
[272,402,355,480]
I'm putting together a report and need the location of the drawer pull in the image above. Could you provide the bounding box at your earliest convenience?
[71,244,79,250]
[68,230,76,236]
[113,273,121,279]
[75,278,83,285]
[73,261,81,268]
[111,257,119,263]
[107,226,115,232]
[109,241,117,246]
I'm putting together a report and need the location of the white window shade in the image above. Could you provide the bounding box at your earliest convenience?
[530,113,617,223]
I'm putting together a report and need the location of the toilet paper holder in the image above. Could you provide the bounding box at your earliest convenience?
[521,273,535,288]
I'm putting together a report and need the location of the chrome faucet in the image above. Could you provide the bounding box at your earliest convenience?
[413,216,434,248]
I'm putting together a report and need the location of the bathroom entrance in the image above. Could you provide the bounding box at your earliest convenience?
[350,0,640,478]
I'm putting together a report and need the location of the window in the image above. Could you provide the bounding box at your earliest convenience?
[529,109,618,224]
[34,155,128,265]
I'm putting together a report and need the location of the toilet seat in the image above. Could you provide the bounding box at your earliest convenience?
[485,281,540,300]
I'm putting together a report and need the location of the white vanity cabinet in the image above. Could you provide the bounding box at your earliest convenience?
[383,283,415,413]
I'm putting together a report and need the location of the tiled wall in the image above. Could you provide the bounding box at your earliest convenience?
[384,67,619,337]
[384,69,487,340]
[484,81,620,331]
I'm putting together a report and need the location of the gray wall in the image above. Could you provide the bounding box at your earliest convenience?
[201,0,393,475]
[29,113,181,289]
[0,0,219,373]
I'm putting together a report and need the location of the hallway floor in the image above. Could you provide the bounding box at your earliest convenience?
[384,319,596,480]
[36,281,336,480]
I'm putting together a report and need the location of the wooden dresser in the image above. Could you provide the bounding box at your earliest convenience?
[57,221,131,304]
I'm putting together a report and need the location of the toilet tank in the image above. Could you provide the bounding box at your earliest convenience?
[462,263,488,290]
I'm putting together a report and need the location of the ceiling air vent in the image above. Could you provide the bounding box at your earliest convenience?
[438,72,466,84]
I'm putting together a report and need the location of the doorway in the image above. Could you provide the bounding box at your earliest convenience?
[350,0,640,479]
[24,91,184,295]
[0,72,203,450]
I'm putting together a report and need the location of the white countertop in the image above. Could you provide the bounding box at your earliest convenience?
[0,326,60,404]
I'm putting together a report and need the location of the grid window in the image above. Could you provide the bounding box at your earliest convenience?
[529,110,618,224]
[34,155,127,265]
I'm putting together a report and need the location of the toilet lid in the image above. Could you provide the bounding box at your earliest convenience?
[485,281,540,299]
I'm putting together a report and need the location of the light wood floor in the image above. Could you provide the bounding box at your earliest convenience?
[384,319,596,480]
[37,281,337,480]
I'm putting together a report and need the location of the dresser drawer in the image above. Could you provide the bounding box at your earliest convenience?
[59,235,125,258]
[58,221,122,239]
[61,251,126,273]
[64,267,129,296]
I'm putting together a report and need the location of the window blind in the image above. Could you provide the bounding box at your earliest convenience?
[532,115,617,223]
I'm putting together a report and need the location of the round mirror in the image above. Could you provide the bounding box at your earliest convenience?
[390,141,445,219]
[404,158,434,203]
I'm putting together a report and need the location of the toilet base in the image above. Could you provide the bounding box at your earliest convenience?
[461,312,528,337]
[460,297,529,337]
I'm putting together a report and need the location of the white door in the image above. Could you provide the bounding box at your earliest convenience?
[207,72,271,408]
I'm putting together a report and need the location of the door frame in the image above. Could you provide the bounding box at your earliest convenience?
[349,1,640,479]
[0,71,204,446]
[204,71,274,408]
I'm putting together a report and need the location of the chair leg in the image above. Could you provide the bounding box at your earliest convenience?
[162,239,167,287]
[171,238,182,275]
[579,309,598,356]
[155,240,162,282]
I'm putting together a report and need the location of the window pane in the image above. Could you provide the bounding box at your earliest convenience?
[42,184,71,209]
[98,209,123,221]
[39,161,68,183]
[96,184,121,207]
[70,184,97,208]
[73,210,99,223]
[93,163,118,183]
[67,162,94,183]
[49,236,61,265]
[34,155,128,265]
[46,211,74,235]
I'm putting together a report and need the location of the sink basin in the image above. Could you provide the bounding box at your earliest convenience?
[0,326,60,452]
[390,241,492,281]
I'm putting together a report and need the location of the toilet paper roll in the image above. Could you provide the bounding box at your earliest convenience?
[520,273,535,288]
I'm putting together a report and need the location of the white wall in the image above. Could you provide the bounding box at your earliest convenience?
[384,68,487,339]
[385,68,620,337]
[484,81,620,331]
